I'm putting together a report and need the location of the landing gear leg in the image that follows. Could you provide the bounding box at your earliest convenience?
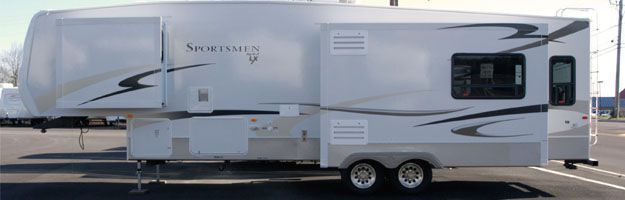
[149,164,166,184]
[563,162,578,170]
[563,159,599,169]
[129,160,149,194]
[218,160,230,171]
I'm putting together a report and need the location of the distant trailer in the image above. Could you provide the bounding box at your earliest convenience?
[0,87,47,125]
[18,0,595,194]
[0,83,13,88]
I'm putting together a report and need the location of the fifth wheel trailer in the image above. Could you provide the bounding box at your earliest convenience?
[19,1,595,194]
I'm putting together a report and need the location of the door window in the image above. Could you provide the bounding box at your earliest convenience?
[550,56,575,105]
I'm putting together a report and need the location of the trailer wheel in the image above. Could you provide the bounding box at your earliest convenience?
[391,160,432,194]
[341,160,385,194]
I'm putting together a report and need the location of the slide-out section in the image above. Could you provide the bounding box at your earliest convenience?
[55,17,164,108]
[320,23,549,168]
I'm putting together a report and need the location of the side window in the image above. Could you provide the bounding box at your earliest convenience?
[550,56,575,105]
[452,53,525,99]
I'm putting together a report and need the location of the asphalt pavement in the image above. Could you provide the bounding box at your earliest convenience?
[1,123,624,199]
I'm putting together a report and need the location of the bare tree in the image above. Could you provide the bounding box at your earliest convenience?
[0,44,23,86]
[0,67,10,84]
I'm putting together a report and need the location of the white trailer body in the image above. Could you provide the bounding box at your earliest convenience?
[18,0,592,192]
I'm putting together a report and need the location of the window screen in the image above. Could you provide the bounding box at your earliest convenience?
[452,53,525,99]
[198,88,209,102]
[550,56,575,105]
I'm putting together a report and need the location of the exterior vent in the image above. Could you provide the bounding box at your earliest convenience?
[330,30,368,55]
[330,120,368,145]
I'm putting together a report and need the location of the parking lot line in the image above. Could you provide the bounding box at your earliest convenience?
[529,167,625,191]
[550,160,625,178]
[598,133,625,137]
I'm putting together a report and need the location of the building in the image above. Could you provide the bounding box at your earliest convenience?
[592,88,625,117]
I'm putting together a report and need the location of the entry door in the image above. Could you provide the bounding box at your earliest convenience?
[548,56,590,160]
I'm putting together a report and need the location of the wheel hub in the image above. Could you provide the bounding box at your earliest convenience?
[398,162,424,188]
[357,171,369,179]
[350,163,376,189]
[405,170,418,179]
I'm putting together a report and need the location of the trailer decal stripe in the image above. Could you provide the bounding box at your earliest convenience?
[440,21,589,53]
[451,118,531,137]
[499,21,589,53]
[260,102,470,116]
[142,110,280,120]
[78,63,213,105]
[323,106,471,116]
[440,23,548,40]
[415,104,548,127]
[259,103,321,107]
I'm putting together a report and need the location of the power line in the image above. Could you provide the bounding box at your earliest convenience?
[595,47,618,57]
[592,24,619,36]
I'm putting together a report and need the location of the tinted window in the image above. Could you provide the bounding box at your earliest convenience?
[452,54,525,99]
[550,56,575,105]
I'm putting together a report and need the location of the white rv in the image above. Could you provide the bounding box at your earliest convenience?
[18,1,594,194]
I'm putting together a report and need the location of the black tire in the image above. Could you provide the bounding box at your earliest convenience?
[340,160,386,194]
[390,160,432,194]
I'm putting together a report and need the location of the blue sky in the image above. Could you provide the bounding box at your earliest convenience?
[0,0,140,50]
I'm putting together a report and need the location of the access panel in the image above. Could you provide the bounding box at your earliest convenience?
[129,118,172,158]
[189,117,248,155]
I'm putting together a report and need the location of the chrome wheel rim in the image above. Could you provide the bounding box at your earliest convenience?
[350,163,376,189]
[398,162,423,188]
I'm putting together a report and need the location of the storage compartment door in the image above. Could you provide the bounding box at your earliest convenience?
[55,17,164,108]
[129,118,172,158]
[189,117,248,155]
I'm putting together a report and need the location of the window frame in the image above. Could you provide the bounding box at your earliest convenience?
[549,56,576,106]
[451,53,527,100]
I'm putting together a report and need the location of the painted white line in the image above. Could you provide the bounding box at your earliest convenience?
[598,133,625,137]
[551,160,625,178]
[509,184,531,193]
[529,167,625,191]
[548,135,589,139]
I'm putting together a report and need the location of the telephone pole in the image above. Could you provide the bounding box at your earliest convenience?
[616,0,622,118]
